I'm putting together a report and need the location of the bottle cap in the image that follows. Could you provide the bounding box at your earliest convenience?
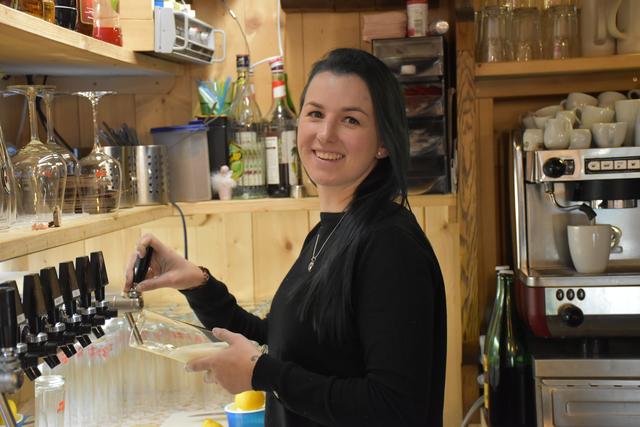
[269,57,285,71]
[236,54,250,68]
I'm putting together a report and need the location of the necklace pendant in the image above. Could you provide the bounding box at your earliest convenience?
[308,260,314,272]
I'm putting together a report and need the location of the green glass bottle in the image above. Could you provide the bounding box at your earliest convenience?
[486,269,536,427]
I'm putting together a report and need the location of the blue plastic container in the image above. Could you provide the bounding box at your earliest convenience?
[224,403,265,427]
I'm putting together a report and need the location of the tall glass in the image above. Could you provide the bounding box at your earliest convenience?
[0,125,17,230]
[41,88,80,214]
[35,375,66,427]
[511,2,543,61]
[74,91,121,214]
[477,3,513,62]
[8,85,67,223]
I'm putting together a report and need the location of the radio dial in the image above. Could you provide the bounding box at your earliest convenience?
[559,304,584,327]
[543,157,567,178]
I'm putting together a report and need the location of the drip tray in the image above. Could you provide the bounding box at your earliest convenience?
[520,265,640,287]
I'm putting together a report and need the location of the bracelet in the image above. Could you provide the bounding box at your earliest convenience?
[198,266,211,286]
[182,266,210,293]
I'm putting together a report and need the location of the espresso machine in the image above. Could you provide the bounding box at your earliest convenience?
[510,134,640,427]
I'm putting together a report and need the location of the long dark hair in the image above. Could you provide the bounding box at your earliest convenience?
[292,48,410,342]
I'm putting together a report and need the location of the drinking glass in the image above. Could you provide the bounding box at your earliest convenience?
[477,3,513,62]
[512,3,543,61]
[92,0,122,46]
[542,2,579,58]
[41,88,80,214]
[35,375,66,427]
[0,125,17,230]
[8,85,67,223]
[74,91,122,214]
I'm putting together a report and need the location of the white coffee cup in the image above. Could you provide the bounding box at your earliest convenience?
[523,129,544,151]
[598,91,627,109]
[556,110,578,127]
[592,122,627,148]
[567,224,622,274]
[569,128,592,149]
[535,105,563,117]
[614,99,640,146]
[522,113,537,129]
[544,117,572,149]
[562,93,598,111]
[608,0,640,54]
[577,105,615,129]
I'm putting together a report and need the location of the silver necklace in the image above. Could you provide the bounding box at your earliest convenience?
[308,213,346,272]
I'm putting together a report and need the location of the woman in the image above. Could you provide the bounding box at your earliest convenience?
[125,48,446,426]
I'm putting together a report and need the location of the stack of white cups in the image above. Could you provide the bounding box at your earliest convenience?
[521,90,640,151]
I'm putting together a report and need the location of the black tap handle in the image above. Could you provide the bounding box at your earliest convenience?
[39,267,62,324]
[58,261,79,317]
[0,285,17,348]
[90,251,108,302]
[22,274,47,333]
[133,246,154,285]
[75,256,93,309]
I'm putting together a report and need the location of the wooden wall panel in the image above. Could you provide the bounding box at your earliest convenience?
[412,206,426,232]
[301,13,362,78]
[284,12,305,110]
[252,210,309,301]
[424,205,462,426]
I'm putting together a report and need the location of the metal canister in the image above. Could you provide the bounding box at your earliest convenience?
[134,145,168,206]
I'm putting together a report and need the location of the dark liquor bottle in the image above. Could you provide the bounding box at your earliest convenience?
[55,0,78,30]
[76,0,92,35]
[229,54,267,199]
[265,57,298,198]
[486,270,536,427]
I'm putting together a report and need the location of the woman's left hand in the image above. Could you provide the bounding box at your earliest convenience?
[186,328,262,394]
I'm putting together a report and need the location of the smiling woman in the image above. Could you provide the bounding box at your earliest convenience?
[124,48,447,427]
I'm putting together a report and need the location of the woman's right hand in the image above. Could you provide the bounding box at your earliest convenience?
[123,233,206,293]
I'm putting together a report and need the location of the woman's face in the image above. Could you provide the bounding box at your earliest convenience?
[297,71,385,197]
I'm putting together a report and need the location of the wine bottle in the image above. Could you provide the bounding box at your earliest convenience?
[229,54,267,199]
[265,57,298,198]
[486,269,536,427]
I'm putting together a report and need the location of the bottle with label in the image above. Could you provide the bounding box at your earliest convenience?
[407,0,428,37]
[264,57,298,198]
[76,0,92,36]
[485,269,536,427]
[229,54,267,199]
[18,0,44,18]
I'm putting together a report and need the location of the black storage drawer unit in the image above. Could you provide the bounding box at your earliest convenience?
[373,36,451,195]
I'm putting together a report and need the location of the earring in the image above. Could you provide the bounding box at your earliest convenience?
[376,149,383,158]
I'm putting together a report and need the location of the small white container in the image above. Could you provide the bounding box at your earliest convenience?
[151,123,212,202]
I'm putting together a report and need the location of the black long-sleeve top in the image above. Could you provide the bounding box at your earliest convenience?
[181,204,447,426]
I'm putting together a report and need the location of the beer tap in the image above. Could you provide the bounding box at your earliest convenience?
[121,247,153,346]
[0,281,39,381]
[90,251,118,320]
[22,274,61,370]
[58,262,92,348]
[39,267,77,358]
[75,256,105,339]
[0,285,23,427]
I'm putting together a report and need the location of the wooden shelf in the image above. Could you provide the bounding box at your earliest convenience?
[0,205,172,262]
[173,194,457,215]
[476,54,640,79]
[475,54,640,99]
[0,5,183,76]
